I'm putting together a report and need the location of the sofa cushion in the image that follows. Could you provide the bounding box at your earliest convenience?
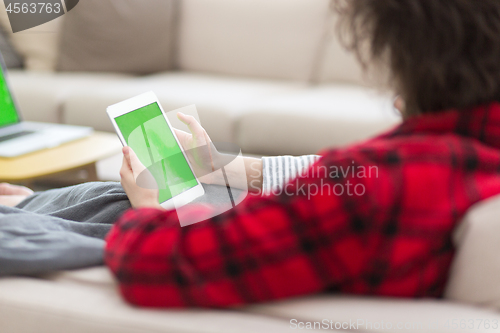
[248,295,500,333]
[0,268,293,333]
[0,3,63,71]
[7,70,131,123]
[308,5,366,86]
[0,24,23,69]
[236,85,402,156]
[62,72,304,144]
[444,194,500,311]
[1,267,497,333]
[178,0,330,81]
[316,32,366,85]
[7,70,61,123]
[57,0,177,75]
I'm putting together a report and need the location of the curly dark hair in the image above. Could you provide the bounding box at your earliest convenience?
[334,0,500,116]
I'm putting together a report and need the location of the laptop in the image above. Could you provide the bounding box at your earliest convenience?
[0,58,93,158]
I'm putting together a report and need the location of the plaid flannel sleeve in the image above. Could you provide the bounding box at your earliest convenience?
[105,153,375,308]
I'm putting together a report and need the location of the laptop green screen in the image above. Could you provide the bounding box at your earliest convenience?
[0,69,18,128]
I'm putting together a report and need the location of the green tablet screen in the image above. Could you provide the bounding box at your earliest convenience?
[115,103,198,204]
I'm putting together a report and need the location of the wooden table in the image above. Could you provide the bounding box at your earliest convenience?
[0,132,122,186]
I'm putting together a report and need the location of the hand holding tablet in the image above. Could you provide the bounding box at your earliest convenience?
[119,146,163,210]
[107,92,205,209]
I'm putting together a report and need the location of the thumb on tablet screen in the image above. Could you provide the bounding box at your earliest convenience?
[123,147,158,189]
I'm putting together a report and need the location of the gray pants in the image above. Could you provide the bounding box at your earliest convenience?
[1,182,244,276]
[0,182,129,276]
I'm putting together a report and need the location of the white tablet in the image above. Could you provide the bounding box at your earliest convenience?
[107,91,204,209]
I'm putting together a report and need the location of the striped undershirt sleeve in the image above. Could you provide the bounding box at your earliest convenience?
[262,155,321,196]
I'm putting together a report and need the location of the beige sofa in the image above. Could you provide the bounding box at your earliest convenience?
[1,1,499,332]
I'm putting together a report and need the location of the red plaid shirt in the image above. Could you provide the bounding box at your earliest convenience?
[105,103,500,308]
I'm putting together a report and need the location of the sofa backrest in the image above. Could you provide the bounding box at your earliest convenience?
[2,0,366,85]
[177,0,365,84]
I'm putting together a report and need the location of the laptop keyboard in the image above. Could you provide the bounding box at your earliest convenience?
[0,131,35,143]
